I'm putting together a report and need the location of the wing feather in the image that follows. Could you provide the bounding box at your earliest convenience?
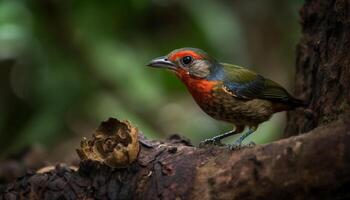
[221,63,293,103]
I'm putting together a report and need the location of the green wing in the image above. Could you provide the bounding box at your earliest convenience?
[221,63,293,103]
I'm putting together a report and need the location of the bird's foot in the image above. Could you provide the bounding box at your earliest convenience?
[228,143,242,150]
[199,138,223,148]
[247,141,256,147]
[228,141,256,150]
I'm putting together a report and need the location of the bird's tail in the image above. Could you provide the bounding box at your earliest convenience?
[272,97,307,112]
[289,97,307,108]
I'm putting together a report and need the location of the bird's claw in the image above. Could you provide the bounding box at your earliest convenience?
[228,143,242,150]
[228,141,256,150]
[247,141,256,147]
[199,138,223,148]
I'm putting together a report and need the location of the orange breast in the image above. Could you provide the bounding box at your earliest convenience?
[176,69,219,104]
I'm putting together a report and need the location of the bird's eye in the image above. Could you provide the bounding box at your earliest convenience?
[181,56,193,65]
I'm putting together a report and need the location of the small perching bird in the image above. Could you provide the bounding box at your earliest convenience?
[147,47,305,149]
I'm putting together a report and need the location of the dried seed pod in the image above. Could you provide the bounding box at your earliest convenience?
[77,118,140,168]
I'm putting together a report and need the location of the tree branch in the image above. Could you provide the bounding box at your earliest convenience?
[1,116,349,200]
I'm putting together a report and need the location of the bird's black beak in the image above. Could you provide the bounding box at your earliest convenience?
[147,56,176,70]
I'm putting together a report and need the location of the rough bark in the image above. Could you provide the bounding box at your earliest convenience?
[1,0,350,199]
[285,0,350,136]
[1,117,350,200]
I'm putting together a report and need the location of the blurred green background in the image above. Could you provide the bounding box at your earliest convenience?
[0,0,302,161]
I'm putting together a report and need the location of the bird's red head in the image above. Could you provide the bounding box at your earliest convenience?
[147,48,221,102]
[147,48,217,80]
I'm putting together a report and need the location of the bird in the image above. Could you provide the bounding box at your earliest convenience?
[147,47,305,149]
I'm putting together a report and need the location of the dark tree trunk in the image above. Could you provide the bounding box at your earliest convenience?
[2,0,350,199]
[285,0,350,137]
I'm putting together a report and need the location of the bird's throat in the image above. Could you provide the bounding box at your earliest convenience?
[176,69,219,104]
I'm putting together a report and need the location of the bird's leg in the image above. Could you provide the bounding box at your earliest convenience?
[199,125,244,147]
[200,130,236,146]
[229,126,257,150]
